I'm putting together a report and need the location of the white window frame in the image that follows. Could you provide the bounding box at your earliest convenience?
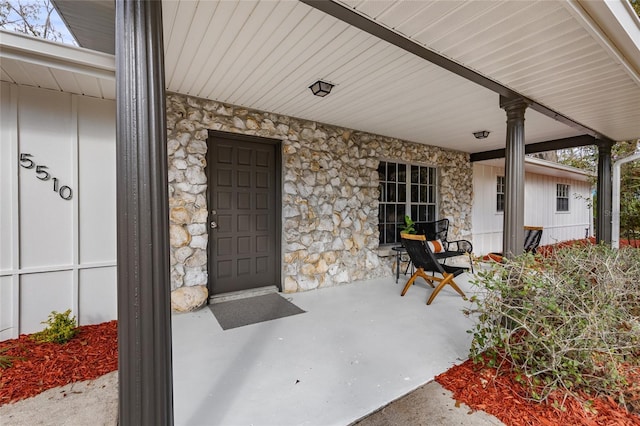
[378,160,438,246]
[556,183,570,212]
[496,175,505,213]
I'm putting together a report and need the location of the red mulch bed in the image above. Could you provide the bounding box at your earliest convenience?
[2,305,640,424]
[537,237,640,256]
[436,355,640,426]
[472,238,640,424]
[0,320,118,406]
[483,237,640,262]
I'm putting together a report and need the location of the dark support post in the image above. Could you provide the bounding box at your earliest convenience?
[500,96,528,258]
[596,140,613,244]
[116,0,173,425]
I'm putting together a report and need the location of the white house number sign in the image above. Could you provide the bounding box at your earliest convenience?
[19,153,73,200]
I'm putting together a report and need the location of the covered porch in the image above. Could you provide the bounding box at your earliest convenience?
[1,273,495,425]
[175,274,479,425]
[3,0,639,423]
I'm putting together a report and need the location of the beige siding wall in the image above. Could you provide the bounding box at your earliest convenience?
[0,82,117,340]
[472,163,592,255]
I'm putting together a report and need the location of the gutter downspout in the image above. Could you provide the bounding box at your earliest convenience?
[612,152,640,249]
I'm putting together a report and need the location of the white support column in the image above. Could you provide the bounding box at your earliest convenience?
[612,152,640,249]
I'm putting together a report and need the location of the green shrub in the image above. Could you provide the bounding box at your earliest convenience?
[0,346,20,369]
[467,244,640,405]
[31,309,78,344]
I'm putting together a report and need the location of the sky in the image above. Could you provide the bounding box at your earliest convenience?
[2,0,76,45]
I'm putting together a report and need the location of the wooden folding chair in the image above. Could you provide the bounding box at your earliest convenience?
[400,233,467,305]
[488,226,543,262]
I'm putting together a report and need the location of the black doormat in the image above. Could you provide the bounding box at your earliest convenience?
[209,293,306,330]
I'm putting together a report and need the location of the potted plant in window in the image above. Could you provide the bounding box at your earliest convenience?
[401,215,416,235]
[395,215,416,281]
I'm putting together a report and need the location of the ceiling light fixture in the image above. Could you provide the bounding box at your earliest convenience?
[309,80,334,97]
[473,130,490,139]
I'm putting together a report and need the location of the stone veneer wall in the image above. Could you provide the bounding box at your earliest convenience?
[166,93,472,300]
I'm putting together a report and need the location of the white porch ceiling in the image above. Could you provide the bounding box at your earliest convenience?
[334,0,640,143]
[159,0,569,153]
[4,0,640,154]
[160,0,639,153]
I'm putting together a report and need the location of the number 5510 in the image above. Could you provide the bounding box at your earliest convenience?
[20,153,73,200]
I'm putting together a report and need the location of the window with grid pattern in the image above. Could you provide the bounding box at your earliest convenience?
[496,176,505,212]
[556,183,570,212]
[378,161,437,245]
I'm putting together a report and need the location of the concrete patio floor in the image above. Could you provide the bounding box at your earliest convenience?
[172,272,482,425]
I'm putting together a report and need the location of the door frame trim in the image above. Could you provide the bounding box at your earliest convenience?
[205,130,283,294]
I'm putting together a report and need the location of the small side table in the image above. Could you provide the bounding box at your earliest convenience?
[391,246,412,283]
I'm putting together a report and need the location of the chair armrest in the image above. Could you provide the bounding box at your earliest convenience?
[446,239,473,254]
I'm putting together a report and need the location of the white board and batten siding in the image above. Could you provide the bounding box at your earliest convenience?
[472,161,593,256]
[1,82,117,340]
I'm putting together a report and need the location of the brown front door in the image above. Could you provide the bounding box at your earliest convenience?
[206,131,281,295]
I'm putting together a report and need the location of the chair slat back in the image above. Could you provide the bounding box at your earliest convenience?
[418,219,449,242]
[524,226,543,253]
[400,233,444,273]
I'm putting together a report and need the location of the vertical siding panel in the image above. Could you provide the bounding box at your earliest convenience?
[18,87,74,269]
[472,162,593,256]
[1,83,118,339]
[77,95,117,325]
[473,163,506,254]
[71,96,80,322]
[542,174,553,246]
[16,87,75,333]
[0,82,20,339]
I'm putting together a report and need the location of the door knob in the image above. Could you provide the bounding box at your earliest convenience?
[210,221,218,229]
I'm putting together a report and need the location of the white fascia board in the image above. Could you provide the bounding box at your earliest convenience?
[476,157,594,181]
[568,0,640,85]
[0,30,114,80]
[524,156,594,180]
[587,0,640,73]
[586,0,640,74]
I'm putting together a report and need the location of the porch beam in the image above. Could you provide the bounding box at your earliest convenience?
[500,96,528,258]
[596,140,614,244]
[115,0,173,424]
[469,135,597,162]
[302,0,615,144]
